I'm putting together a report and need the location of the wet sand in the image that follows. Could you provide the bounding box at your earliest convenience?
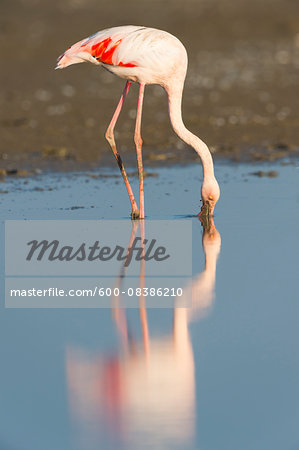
[1,0,299,173]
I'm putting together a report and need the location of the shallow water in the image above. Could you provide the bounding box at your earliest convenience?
[0,161,299,450]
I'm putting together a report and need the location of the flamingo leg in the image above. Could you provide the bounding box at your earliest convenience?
[134,83,145,219]
[105,81,140,219]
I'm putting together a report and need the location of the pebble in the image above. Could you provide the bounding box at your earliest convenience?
[35,89,52,102]
[61,85,76,97]
[250,170,278,178]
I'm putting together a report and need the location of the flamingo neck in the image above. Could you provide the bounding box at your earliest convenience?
[165,85,215,179]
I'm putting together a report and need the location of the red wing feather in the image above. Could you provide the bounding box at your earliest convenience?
[57,29,139,69]
[84,36,137,67]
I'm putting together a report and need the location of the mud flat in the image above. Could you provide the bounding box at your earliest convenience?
[1,0,299,172]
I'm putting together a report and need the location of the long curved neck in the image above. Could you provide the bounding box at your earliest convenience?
[166,85,215,179]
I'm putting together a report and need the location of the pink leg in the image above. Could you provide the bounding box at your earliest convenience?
[105,81,140,219]
[134,83,145,219]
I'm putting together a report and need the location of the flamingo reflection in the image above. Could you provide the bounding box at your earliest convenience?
[66,218,221,449]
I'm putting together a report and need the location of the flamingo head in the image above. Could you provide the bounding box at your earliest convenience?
[200,177,220,217]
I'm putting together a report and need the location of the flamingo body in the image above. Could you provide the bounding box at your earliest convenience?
[57,26,187,86]
[56,26,220,218]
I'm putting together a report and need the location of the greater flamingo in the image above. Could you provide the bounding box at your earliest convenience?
[56,25,220,219]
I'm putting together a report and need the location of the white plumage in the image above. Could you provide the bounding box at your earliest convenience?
[57,26,187,85]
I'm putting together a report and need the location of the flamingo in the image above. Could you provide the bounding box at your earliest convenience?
[56,25,220,219]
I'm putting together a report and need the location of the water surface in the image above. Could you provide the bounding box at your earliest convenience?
[0,161,298,450]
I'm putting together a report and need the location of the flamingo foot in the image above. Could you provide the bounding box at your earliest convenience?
[131,209,140,220]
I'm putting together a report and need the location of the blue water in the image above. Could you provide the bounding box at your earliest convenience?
[0,161,298,450]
